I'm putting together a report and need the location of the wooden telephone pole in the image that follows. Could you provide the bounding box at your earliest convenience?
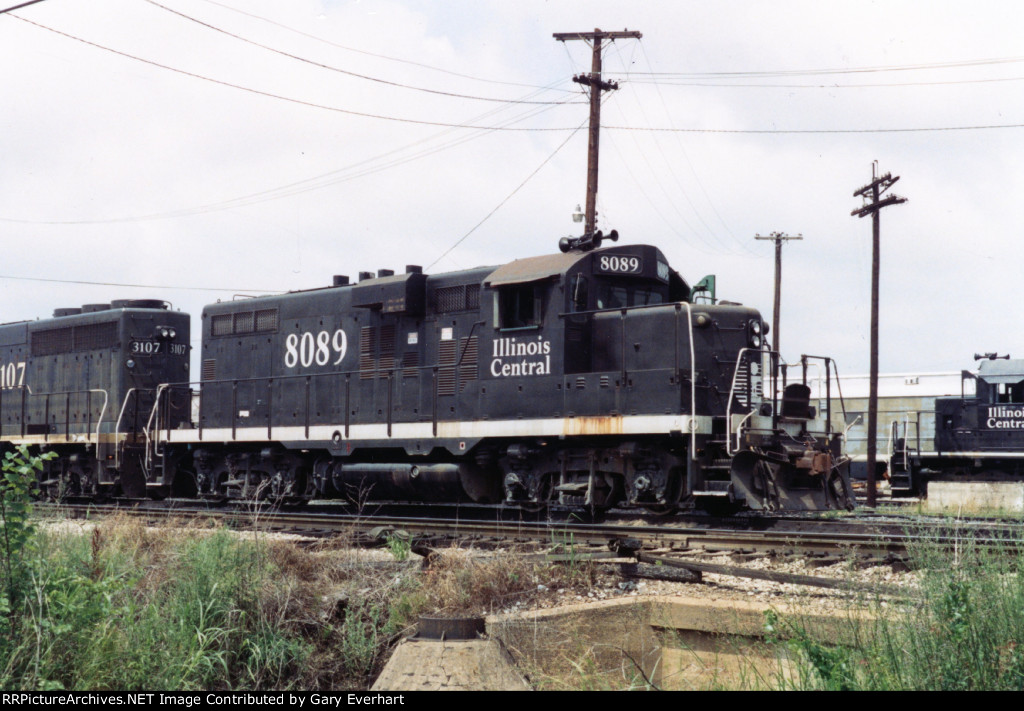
[553,29,641,235]
[851,163,907,508]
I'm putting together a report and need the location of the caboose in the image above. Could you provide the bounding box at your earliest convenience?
[152,237,853,512]
[0,300,189,498]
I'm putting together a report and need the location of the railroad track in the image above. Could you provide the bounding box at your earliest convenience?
[36,499,1018,561]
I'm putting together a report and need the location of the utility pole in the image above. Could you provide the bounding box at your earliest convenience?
[851,162,907,508]
[553,28,641,236]
[754,232,802,356]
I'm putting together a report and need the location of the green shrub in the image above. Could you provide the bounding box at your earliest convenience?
[776,528,1024,690]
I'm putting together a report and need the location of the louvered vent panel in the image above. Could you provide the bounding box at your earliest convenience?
[360,327,377,379]
[201,359,216,381]
[458,336,478,392]
[402,351,420,377]
[438,339,457,366]
[438,339,457,396]
[378,325,396,375]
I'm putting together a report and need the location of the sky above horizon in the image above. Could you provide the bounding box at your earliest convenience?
[2,0,1023,376]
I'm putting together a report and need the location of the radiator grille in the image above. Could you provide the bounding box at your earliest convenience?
[210,308,278,337]
[431,283,481,314]
[32,322,119,356]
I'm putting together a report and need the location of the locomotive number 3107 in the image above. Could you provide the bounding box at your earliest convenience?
[284,329,347,369]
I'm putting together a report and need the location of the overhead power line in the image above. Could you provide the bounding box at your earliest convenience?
[624,75,1024,89]
[427,120,587,270]
[10,14,574,132]
[9,14,1024,148]
[0,0,46,14]
[603,122,1024,134]
[143,0,581,106]
[197,0,573,93]
[610,54,1024,78]
[0,81,572,225]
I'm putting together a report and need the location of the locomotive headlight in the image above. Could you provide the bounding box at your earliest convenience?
[748,319,763,348]
[169,329,176,339]
[160,328,170,338]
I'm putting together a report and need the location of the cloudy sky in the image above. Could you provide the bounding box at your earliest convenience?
[2,0,1023,377]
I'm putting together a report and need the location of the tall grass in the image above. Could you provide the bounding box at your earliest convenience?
[0,443,430,693]
[0,522,314,690]
[777,527,1024,690]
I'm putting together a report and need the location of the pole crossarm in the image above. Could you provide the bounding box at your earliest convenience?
[553,30,643,42]
[573,75,619,91]
[853,172,900,198]
[852,193,908,218]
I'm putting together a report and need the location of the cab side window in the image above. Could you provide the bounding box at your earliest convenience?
[570,274,589,312]
[498,285,542,329]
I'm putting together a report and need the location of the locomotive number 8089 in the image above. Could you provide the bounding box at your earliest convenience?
[0,237,855,513]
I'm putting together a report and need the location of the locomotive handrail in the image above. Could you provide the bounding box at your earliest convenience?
[145,384,167,470]
[726,347,766,456]
[1,384,109,446]
[727,411,756,457]
[683,302,697,459]
[149,333,704,451]
[114,388,142,471]
[139,382,189,474]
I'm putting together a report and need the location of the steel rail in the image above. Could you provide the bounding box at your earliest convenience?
[35,501,1024,559]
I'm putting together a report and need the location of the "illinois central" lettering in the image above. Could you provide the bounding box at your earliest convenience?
[490,335,551,377]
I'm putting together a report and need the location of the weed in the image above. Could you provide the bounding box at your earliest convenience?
[384,533,411,562]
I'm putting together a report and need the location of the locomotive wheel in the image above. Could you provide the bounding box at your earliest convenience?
[513,473,552,513]
[644,468,684,515]
[270,466,309,503]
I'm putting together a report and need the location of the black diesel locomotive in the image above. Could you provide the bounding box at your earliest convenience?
[1,237,854,513]
[0,300,190,498]
[890,354,1024,493]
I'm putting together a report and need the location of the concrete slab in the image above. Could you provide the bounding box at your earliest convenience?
[925,481,1024,513]
[371,638,531,691]
[488,595,867,690]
